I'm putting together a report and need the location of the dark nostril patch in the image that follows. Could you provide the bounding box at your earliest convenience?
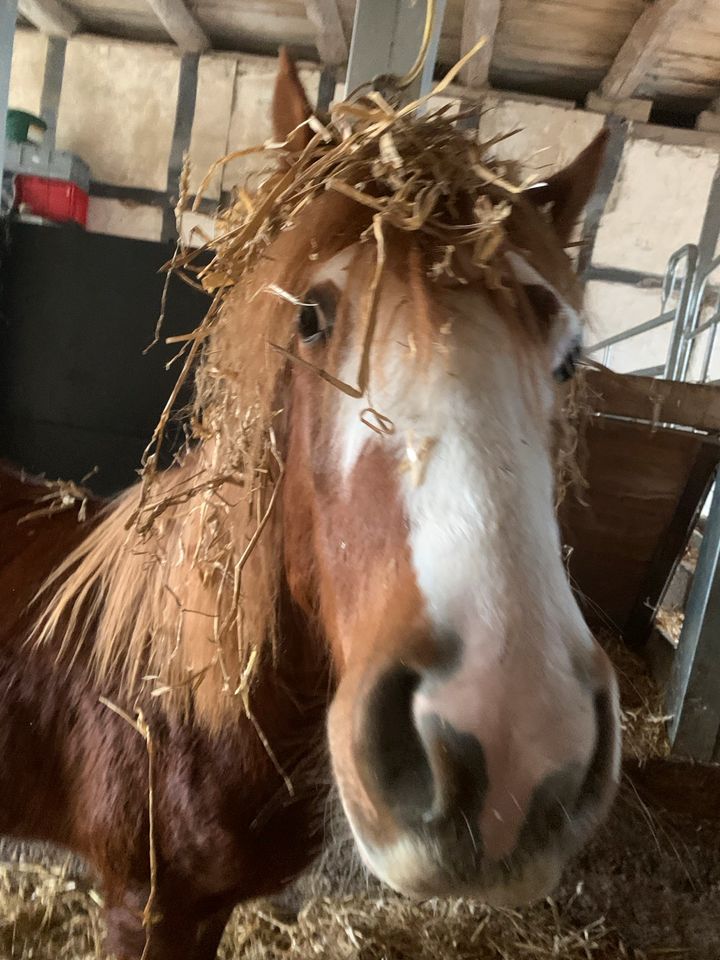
[575,690,616,812]
[361,647,487,833]
[518,764,586,856]
[420,715,489,821]
[363,665,435,818]
[518,690,617,856]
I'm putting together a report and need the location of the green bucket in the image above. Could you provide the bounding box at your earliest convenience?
[6,109,47,144]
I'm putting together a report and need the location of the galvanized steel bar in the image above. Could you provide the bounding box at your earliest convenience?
[40,35,65,151]
[667,476,720,760]
[585,309,677,355]
[345,0,448,106]
[316,65,337,112]
[162,51,199,243]
[663,244,698,380]
[0,0,19,188]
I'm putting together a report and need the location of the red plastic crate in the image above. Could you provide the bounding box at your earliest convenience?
[15,174,88,227]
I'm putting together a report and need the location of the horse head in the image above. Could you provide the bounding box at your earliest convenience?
[267,52,620,906]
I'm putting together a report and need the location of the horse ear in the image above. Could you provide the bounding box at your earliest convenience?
[273,47,313,154]
[527,129,609,246]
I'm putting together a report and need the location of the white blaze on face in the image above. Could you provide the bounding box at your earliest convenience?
[319,246,605,860]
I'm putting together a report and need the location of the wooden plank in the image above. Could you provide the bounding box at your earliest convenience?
[146,0,210,52]
[17,0,79,37]
[582,364,720,433]
[495,0,643,64]
[624,757,720,822]
[559,418,718,632]
[459,0,500,87]
[624,439,717,646]
[600,0,694,101]
[304,0,348,65]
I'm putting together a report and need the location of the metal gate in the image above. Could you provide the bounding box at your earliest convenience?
[586,243,720,385]
[585,244,720,761]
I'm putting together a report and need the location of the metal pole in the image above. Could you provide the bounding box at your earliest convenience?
[345,0,448,106]
[663,244,698,381]
[672,162,720,382]
[667,474,720,760]
[40,36,66,154]
[0,0,19,187]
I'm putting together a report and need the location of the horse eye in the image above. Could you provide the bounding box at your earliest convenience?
[298,302,325,344]
[525,283,560,321]
[554,342,581,383]
[297,283,337,345]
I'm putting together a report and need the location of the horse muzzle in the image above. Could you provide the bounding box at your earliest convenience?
[327,633,621,906]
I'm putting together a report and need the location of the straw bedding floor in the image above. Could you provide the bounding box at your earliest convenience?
[1,635,718,960]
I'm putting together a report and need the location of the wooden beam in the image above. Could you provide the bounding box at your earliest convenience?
[17,0,79,38]
[304,0,348,66]
[459,0,501,88]
[582,364,720,434]
[601,0,693,101]
[145,0,210,53]
[624,757,720,822]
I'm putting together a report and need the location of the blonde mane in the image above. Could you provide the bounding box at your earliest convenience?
[32,80,584,723]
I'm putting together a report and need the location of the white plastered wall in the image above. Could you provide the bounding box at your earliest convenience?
[8,28,47,117]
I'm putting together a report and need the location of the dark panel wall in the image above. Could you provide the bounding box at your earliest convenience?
[0,222,209,495]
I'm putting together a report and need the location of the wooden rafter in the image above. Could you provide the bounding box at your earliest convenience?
[304,0,348,66]
[601,0,694,101]
[18,0,79,37]
[460,0,501,88]
[146,0,210,53]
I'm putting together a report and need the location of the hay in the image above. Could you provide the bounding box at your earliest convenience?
[155,69,534,514]
[0,857,102,960]
[147,53,529,506]
[598,630,670,764]
[0,627,685,960]
[222,892,618,960]
[0,859,619,960]
[655,607,684,647]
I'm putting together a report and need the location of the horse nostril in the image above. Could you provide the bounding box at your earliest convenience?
[574,689,618,814]
[362,664,435,820]
[518,689,618,855]
[361,664,489,828]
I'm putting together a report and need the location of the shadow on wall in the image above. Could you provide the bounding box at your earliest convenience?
[0,220,210,497]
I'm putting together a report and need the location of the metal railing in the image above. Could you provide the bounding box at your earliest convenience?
[585,243,720,385]
[585,243,708,380]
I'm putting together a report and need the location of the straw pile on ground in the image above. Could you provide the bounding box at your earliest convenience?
[3,631,719,960]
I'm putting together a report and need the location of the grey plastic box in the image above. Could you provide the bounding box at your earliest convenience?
[3,141,90,192]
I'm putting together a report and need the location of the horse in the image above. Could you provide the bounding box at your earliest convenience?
[0,50,620,959]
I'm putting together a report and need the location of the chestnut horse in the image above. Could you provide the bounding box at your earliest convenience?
[0,54,620,959]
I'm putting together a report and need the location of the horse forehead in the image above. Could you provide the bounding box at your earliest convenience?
[311,244,361,285]
[329,291,536,483]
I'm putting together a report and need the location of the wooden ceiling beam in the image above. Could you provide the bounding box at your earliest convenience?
[459,0,501,88]
[18,0,79,38]
[601,0,694,101]
[145,0,210,53]
[304,0,348,66]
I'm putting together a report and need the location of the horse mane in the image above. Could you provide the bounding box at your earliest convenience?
[32,83,585,723]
